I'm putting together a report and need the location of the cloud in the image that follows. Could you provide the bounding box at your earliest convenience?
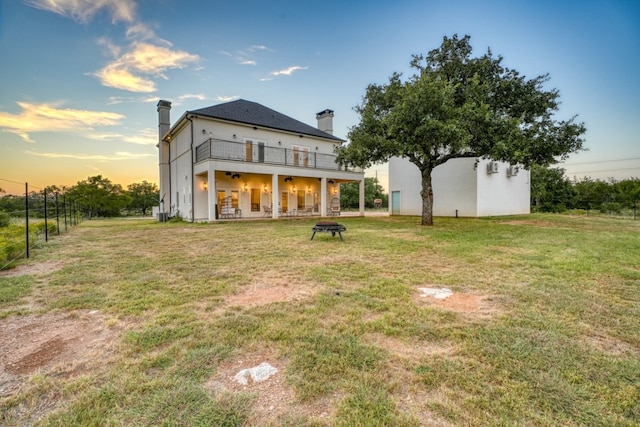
[24,0,136,24]
[25,150,155,161]
[94,42,200,93]
[271,66,308,76]
[228,44,273,66]
[0,101,125,142]
[87,127,157,145]
[216,95,239,102]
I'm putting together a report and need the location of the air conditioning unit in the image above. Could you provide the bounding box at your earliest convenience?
[486,161,499,174]
[507,165,519,177]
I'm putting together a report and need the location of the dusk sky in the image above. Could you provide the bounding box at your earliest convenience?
[1,0,639,195]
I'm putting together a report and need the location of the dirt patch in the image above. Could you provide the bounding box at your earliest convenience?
[204,349,336,424]
[0,311,120,398]
[414,287,496,317]
[584,332,638,356]
[363,333,454,361]
[0,260,66,278]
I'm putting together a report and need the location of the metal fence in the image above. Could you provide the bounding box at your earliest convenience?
[0,182,85,270]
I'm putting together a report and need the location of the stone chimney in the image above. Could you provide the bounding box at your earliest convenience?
[316,109,334,135]
[157,100,171,213]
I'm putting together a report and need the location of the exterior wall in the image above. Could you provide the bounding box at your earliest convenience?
[476,159,531,216]
[432,158,478,217]
[388,156,530,217]
[170,122,194,218]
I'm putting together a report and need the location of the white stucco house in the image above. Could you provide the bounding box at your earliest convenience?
[156,99,365,222]
[388,157,530,217]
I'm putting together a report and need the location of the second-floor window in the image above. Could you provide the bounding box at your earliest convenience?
[245,139,266,163]
[292,145,310,167]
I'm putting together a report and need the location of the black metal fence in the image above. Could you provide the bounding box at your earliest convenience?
[0,182,85,270]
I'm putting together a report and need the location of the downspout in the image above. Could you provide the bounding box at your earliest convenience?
[187,114,195,223]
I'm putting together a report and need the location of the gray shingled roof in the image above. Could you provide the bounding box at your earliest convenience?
[190,99,344,142]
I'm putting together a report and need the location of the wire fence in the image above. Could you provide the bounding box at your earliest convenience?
[0,182,85,271]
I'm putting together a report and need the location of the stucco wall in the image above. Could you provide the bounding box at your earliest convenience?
[388,157,530,217]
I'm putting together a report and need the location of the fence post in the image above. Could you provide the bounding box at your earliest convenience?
[55,192,60,235]
[25,182,29,258]
[63,194,68,231]
[44,188,49,242]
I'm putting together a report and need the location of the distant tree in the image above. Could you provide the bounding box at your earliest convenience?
[612,178,640,209]
[66,175,131,218]
[530,165,575,212]
[337,34,586,225]
[340,177,387,209]
[127,181,159,216]
[572,177,613,211]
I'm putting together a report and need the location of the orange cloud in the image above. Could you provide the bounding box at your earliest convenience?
[0,102,125,143]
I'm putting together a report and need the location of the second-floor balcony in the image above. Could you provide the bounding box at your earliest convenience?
[195,139,362,173]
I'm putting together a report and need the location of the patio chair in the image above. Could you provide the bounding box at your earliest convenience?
[263,205,272,217]
[330,197,341,216]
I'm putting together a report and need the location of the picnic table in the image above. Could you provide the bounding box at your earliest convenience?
[311,221,347,241]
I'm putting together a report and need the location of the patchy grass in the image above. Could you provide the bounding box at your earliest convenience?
[0,214,639,426]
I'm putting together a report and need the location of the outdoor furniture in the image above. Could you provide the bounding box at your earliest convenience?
[311,221,347,241]
[263,205,272,217]
[329,197,341,216]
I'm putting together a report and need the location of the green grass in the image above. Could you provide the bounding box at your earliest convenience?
[1,214,639,426]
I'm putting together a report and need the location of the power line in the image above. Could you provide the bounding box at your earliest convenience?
[564,167,640,175]
[560,157,640,166]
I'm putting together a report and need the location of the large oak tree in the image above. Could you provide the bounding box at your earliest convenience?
[337,35,586,225]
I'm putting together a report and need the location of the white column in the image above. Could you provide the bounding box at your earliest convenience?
[320,178,327,217]
[271,174,279,218]
[208,165,216,221]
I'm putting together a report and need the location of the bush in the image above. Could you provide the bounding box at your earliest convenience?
[600,202,622,214]
[0,212,11,228]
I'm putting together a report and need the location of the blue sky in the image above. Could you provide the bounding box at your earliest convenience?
[1,0,638,195]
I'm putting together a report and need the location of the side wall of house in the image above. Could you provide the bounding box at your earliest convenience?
[476,159,531,216]
[170,122,194,219]
[388,157,530,217]
[432,158,479,217]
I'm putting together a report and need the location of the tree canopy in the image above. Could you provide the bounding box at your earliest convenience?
[338,34,586,225]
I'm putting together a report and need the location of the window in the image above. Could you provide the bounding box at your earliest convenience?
[298,190,305,209]
[292,145,310,167]
[251,188,260,212]
[245,139,266,163]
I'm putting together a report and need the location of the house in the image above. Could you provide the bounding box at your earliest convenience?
[156,99,365,221]
[388,157,530,217]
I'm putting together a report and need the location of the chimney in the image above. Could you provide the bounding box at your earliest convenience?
[316,109,334,135]
[157,100,171,214]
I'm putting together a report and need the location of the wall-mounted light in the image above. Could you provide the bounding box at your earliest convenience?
[202,181,208,191]
[291,185,297,193]
[307,186,311,194]
[278,141,282,145]
[263,184,268,193]
[233,134,236,139]
[202,129,206,134]
[333,187,338,195]
[243,183,248,192]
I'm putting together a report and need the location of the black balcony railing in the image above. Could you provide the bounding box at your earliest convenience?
[195,139,361,173]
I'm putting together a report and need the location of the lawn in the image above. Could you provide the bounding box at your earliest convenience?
[1,214,638,426]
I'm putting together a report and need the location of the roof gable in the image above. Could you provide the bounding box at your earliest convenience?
[190,99,344,142]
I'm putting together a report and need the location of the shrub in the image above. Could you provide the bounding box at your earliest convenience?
[0,212,10,228]
[600,202,622,214]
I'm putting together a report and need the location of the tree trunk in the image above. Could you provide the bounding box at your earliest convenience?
[420,168,434,226]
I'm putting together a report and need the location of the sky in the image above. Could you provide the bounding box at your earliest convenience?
[0,0,639,195]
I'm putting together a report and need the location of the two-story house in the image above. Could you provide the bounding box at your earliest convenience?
[157,99,365,221]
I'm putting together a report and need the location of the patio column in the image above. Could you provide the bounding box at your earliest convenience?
[320,178,327,217]
[271,174,279,219]
[208,164,217,221]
